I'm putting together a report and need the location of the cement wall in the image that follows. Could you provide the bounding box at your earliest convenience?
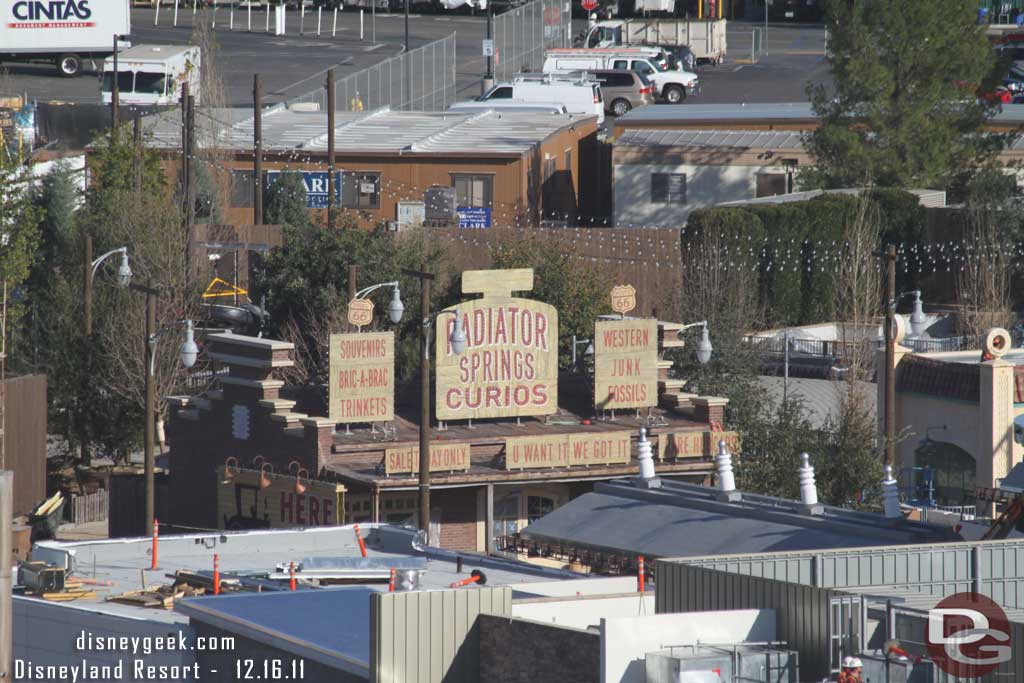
[478,614,600,683]
[600,609,775,683]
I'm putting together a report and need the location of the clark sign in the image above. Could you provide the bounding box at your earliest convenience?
[594,318,658,410]
[435,269,558,421]
[328,332,395,424]
[384,442,472,475]
[505,431,632,470]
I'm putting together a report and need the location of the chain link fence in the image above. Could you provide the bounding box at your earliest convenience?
[492,0,571,83]
[285,32,457,112]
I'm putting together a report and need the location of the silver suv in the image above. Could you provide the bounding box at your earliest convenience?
[586,69,655,117]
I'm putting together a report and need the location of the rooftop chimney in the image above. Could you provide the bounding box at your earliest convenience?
[635,428,662,489]
[798,452,823,515]
[882,465,901,519]
[715,439,741,502]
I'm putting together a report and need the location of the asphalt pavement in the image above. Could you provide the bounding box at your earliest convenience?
[0,10,827,110]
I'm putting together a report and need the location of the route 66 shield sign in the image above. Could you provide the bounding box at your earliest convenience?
[610,284,637,316]
[347,298,374,328]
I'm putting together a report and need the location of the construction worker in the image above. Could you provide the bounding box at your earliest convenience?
[838,656,863,683]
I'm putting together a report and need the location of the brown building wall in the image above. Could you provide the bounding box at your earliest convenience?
[437,486,480,553]
[478,614,600,683]
[5,374,47,516]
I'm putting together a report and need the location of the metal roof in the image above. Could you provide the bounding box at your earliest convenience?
[142,106,592,156]
[615,102,1024,125]
[521,478,953,558]
[615,128,805,150]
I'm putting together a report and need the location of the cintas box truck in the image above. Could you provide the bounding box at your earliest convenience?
[0,0,131,76]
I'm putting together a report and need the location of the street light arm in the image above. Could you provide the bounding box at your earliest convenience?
[91,246,128,278]
[354,280,399,300]
[676,320,708,337]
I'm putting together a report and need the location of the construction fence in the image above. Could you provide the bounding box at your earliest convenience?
[286,32,457,112]
[492,0,572,83]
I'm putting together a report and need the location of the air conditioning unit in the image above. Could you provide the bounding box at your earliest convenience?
[424,186,457,223]
[397,201,426,229]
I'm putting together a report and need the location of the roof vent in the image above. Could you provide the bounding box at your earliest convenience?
[882,465,901,519]
[798,452,823,515]
[714,439,741,502]
[634,428,661,489]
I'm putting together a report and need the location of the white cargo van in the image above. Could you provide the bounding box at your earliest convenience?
[543,49,697,103]
[101,46,201,107]
[449,101,569,114]
[0,0,131,76]
[477,74,605,124]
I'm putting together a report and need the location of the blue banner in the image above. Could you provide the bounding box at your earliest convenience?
[265,171,341,209]
[457,206,491,229]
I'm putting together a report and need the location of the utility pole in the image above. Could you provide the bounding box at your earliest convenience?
[1,470,11,683]
[186,92,196,231]
[130,282,160,535]
[253,74,264,225]
[180,82,190,220]
[884,244,897,468]
[484,0,494,92]
[348,265,358,331]
[402,265,436,539]
[404,0,411,110]
[327,68,336,228]
[84,234,94,337]
[111,34,120,130]
[133,116,142,195]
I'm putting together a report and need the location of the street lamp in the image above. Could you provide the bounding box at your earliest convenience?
[130,280,198,534]
[400,266,467,540]
[353,280,404,324]
[84,240,131,336]
[677,321,713,365]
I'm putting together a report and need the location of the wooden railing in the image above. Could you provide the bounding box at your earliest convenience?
[65,490,109,524]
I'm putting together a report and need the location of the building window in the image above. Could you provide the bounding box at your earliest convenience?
[651,173,687,205]
[341,172,380,209]
[452,174,493,208]
[527,495,555,524]
[230,170,254,208]
[756,173,788,198]
[493,494,519,539]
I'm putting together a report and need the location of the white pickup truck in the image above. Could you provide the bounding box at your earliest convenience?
[580,18,727,64]
[0,0,131,76]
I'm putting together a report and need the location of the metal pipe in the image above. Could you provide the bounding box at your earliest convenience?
[327,68,336,228]
[1,471,12,682]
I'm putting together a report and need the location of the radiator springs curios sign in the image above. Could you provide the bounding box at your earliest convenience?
[435,269,558,421]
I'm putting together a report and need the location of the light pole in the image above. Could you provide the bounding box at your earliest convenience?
[352,280,405,323]
[400,267,466,540]
[130,281,198,533]
[84,240,132,337]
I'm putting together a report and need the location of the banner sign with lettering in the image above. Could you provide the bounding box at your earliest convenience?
[328,332,395,424]
[658,431,742,460]
[216,470,344,529]
[384,442,472,475]
[594,318,658,410]
[436,269,559,421]
[505,431,632,470]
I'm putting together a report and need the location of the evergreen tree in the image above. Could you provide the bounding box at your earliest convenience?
[264,171,311,228]
[806,0,1006,192]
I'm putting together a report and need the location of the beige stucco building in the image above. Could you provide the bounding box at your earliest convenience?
[878,347,1024,511]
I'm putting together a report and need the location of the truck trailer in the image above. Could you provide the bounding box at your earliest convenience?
[579,18,727,63]
[0,0,131,76]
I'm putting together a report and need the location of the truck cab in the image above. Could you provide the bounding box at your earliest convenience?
[101,45,201,106]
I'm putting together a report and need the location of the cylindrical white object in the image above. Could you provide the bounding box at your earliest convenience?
[715,440,735,493]
[882,465,900,518]
[359,9,363,39]
[636,428,655,480]
[798,452,818,506]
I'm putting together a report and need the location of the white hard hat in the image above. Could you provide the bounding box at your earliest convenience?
[849,657,863,668]
[842,657,856,668]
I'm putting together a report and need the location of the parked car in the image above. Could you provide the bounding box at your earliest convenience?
[477,73,605,124]
[582,69,655,116]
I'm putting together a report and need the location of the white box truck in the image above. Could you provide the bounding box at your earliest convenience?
[580,18,727,64]
[100,45,201,106]
[0,0,131,76]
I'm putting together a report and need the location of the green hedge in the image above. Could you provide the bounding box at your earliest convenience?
[684,190,926,327]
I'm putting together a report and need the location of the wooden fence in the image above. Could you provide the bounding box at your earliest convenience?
[435,227,683,317]
[64,490,109,524]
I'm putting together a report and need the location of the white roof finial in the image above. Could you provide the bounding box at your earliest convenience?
[882,465,901,519]
[634,428,661,489]
[716,440,735,493]
[798,453,818,506]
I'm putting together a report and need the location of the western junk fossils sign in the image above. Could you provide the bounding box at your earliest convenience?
[384,442,472,475]
[435,269,558,421]
[328,332,395,424]
[594,318,658,410]
[505,431,632,470]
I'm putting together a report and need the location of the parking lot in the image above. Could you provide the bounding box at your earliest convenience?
[0,8,827,110]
